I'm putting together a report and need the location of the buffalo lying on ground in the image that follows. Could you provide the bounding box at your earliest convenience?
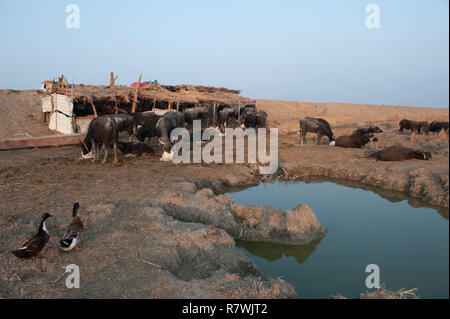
[333,133,377,148]
[117,141,153,155]
[80,115,119,163]
[368,145,432,161]
[299,117,335,145]
[351,125,383,136]
[429,121,449,134]
[399,119,429,135]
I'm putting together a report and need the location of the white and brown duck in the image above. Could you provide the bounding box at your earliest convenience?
[11,213,52,259]
[60,202,84,251]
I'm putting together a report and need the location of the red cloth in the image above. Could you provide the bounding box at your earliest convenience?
[130,81,150,87]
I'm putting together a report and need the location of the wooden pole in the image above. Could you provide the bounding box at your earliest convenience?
[213,102,216,126]
[110,72,116,87]
[176,102,180,111]
[91,102,98,118]
[131,74,142,113]
[238,101,241,123]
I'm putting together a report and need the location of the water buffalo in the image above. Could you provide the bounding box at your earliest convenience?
[429,121,449,134]
[131,111,158,127]
[368,146,432,161]
[183,107,209,129]
[109,114,137,138]
[351,125,383,136]
[80,115,119,163]
[333,133,377,148]
[399,119,425,134]
[239,105,256,119]
[418,121,430,135]
[255,110,268,128]
[218,107,236,131]
[242,107,256,128]
[117,141,153,155]
[135,113,162,142]
[137,111,185,152]
[299,117,335,145]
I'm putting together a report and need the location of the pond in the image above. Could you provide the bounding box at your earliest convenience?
[227,180,449,299]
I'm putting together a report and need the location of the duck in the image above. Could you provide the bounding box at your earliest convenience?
[11,213,52,259]
[60,202,84,251]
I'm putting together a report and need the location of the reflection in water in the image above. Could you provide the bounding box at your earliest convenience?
[227,181,449,299]
[299,176,449,220]
[236,237,323,264]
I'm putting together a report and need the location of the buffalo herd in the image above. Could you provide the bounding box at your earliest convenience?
[399,119,449,135]
[79,109,445,164]
[80,104,267,163]
[298,116,445,161]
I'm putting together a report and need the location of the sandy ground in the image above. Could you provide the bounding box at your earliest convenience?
[257,99,449,134]
[0,90,52,139]
[0,90,448,298]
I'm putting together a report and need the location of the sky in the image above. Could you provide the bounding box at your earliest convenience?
[0,0,448,108]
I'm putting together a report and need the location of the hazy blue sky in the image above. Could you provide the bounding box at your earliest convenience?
[0,0,448,107]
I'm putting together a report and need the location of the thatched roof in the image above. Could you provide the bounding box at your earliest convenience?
[45,82,253,106]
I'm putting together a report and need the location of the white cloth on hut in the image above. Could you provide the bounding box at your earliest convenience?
[43,94,76,134]
[49,112,75,134]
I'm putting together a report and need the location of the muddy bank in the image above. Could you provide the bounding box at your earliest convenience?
[148,186,327,244]
[0,202,296,298]
[1,146,327,298]
[277,127,449,208]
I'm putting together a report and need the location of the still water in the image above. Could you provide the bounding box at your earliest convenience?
[227,180,449,299]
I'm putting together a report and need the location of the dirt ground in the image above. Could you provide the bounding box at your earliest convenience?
[0,90,448,298]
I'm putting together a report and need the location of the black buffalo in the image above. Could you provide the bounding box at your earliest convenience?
[399,119,429,135]
[135,112,162,143]
[109,114,137,138]
[242,107,256,128]
[131,111,158,127]
[351,125,383,136]
[137,111,185,152]
[80,115,119,163]
[299,117,335,145]
[368,146,432,161]
[255,110,268,128]
[429,121,449,134]
[218,107,236,131]
[183,107,210,129]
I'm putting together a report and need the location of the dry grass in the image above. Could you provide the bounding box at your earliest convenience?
[332,284,420,299]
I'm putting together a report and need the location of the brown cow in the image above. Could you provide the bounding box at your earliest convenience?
[368,146,432,161]
[333,134,377,148]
